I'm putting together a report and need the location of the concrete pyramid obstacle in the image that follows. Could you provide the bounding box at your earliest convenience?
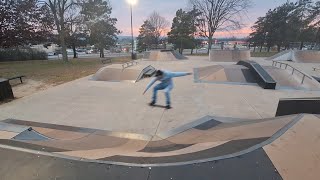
[267,50,320,63]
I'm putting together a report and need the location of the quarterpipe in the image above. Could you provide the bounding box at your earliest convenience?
[144,50,187,61]
[267,50,320,63]
[209,49,251,62]
[0,114,320,179]
[194,64,320,90]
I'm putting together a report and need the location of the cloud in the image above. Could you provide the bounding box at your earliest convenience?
[111,0,288,37]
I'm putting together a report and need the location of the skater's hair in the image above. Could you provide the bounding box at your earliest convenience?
[155,70,164,77]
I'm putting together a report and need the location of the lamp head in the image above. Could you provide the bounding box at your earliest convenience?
[126,0,137,5]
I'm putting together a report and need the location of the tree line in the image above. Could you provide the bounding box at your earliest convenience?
[137,0,252,54]
[4,0,316,61]
[0,0,120,61]
[249,0,320,52]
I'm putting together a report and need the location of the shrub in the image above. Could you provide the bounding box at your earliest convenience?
[0,48,48,62]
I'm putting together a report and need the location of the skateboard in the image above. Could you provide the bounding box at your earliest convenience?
[148,104,172,109]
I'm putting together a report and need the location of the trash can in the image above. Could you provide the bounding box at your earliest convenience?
[132,53,137,60]
[0,78,14,101]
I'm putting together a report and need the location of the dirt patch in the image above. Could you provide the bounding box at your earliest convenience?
[10,79,53,98]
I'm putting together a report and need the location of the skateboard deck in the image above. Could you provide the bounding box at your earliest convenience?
[148,104,172,109]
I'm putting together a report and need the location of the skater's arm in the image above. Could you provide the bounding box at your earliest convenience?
[143,77,158,95]
[169,72,192,78]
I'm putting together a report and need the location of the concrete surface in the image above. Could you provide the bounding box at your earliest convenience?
[144,50,187,61]
[1,57,320,137]
[267,50,320,63]
[264,114,320,180]
[92,64,144,82]
[209,49,251,62]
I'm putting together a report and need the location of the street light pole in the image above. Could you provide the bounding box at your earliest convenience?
[130,4,134,60]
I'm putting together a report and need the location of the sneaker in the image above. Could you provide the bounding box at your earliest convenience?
[165,105,172,109]
[149,101,155,106]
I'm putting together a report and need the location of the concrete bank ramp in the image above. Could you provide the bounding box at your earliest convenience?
[0,115,301,164]
[144,50,187,61]
[194,64,320,90]
[267,50,320,63]
[92,64,151,82]
[194,65,258,84]
[263,114,320,180]
[209,49,250,62]
[1,114,320,179]
[263,66,320,90]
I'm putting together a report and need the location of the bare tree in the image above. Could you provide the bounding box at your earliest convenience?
[65,4,83,58]
[190,0,251,53]
[147,11,169,47]
[46,0,75,62]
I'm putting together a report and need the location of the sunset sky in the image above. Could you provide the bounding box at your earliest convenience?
[110,0,290,38]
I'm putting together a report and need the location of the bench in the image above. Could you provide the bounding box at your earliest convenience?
[101,58,112,64]
[312,67,320,71]
[122,61,138,69]
[0,78,14,101]
[8,75,25,84]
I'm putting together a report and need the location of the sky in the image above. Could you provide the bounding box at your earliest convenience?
[110,0,290,38]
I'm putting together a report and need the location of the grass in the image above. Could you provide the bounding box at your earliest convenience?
[187,51,280,57]
[251,51,278,57]
[186,53,209,56]
[0,56,133,85]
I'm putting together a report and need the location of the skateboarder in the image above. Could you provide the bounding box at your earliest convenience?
[143,70,192,109]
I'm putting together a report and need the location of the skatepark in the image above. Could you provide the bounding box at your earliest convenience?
[1,50,320,179]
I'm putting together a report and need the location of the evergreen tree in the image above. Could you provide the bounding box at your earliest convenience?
[167,9,198,54]
[137,20,157,52]
[80,0,120,58]
[136,12,168,51]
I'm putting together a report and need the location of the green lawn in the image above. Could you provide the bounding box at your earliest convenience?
[251,51,278,57]
[187,53,209,56]
[0,56,132,85]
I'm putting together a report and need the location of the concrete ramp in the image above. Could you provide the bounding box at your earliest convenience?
[209,50,250,62]
[266,50,293,61]
[195,64,320,90]
[264,66,320,90]
[1,114,320,179]
[264,114,320,180]
[0,115,298,164]
[92,64,149,82]
[294,50,320,63]
[195,65,258,84]
[276,97,320,116]
[267,50,320,63]
[144,50,187,61]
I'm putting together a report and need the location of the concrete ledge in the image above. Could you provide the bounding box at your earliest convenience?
[209,50,250,62]
[0,78,14,101]
[276,98,320,116]
[237,61,277,89]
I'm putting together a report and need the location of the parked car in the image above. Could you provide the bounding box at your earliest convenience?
[86,49,98,54]
[47,52,56,56]
[67,49,77,55]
